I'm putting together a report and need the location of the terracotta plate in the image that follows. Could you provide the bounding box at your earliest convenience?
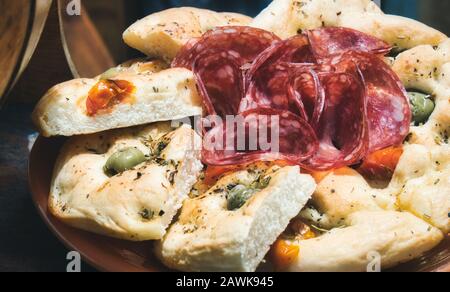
[29,136,450,272]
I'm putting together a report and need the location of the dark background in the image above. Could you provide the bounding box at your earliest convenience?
[0,0,449,272]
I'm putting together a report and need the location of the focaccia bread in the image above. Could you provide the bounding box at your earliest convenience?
[32,60,202,137]
[251,0,446,49]
[49,123,203,241]
[124,7,252,61]
[96,58,169,80]
[155,166,316,272]
[247,0,449,272]
[393,39,450,147]
[37,0,449,273]
[389,39,450,234]
[272,160,445,272]
[287,143,448,272]
[282,211,443,272]
[392,145,450,233]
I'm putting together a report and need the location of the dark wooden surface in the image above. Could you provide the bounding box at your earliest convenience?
[0,103,95,272]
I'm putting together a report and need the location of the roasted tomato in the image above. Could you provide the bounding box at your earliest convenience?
[357,146,404,181]
[269,218,316,271]
[86,80,135,116]
[270,239,300,271]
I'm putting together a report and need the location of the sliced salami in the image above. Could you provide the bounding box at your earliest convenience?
[173,26,280,118]
[335,51,412,152]
[172,26,410,171]
[242,63,315,115]
[287,66,326,129]
[172,26,281,69]
[240,35,316,114]
[304,72,368,170]
[194,52,244,117]
[246,35,315,78]
[307,27,391,60]
[202,108,318,166]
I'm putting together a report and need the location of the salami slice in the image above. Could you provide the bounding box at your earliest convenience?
[246,35,316,78]
[304,71,369,171]
[172,37,200,67]
[194,52,244,117]
[244,63,325,124]
[288,66,326,129]
[335,51,412,152]
[307,27,391,60]
[172,26,281,69]
[242,63,315,116]
[240,35,317,114]
[173,26,280,118]
[173,26,409,171]
[202,108,318,166]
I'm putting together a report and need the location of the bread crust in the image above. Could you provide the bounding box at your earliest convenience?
[287,211,443,272]
[251,0,446,49]
[123,7,252,61]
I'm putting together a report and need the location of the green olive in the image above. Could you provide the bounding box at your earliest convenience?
[227,185,258,211]
[408,91,435,124]
[104,147,146,176]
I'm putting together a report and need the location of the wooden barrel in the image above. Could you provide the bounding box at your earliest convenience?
[0,0,52,106]
[0,0,115,107]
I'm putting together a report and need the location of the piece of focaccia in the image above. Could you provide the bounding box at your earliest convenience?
[156,166,316,272]
[392,145,450,233]
[123,7,252,61]
[96,58,169,80]
[278,211,443,272]
[32,60,202,137]
[49,123,203,241]
[251,0,446,49]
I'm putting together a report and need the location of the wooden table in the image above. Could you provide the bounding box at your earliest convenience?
[0,103,96,272]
